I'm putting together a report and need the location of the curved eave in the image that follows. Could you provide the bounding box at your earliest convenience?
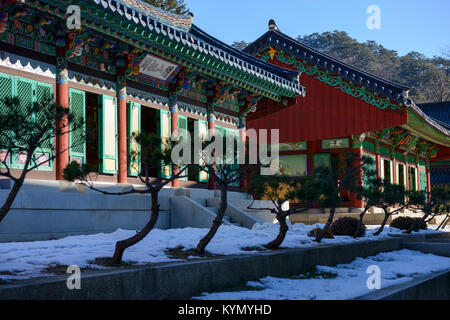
[50,0,304,100]
[93,0,193,31]
[402,102,450,147]
[190,25,300,82]
[245,30,409,102]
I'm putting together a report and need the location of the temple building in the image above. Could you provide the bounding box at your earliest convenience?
[0,1,304,189]
[418,101,450,189]
[244,20,450,209]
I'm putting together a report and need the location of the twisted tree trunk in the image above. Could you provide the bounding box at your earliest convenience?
[374,209,390,236]
[0,179,24,224]
[111,188,160,265]
[354,207,369,238]
[196,185,227,254]
[437,213,449,230]
[315,207,335,243]
[406,212,430,234]
[264,214,289,249]
[0,156,30,224]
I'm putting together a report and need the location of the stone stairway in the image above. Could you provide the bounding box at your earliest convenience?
[205,206,243,227]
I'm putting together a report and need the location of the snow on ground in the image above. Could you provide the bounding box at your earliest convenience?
[194,249,450,300]
[0,221,447,281]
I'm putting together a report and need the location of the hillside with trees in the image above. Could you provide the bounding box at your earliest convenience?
[142,0,189,15]
[233,32,450,103]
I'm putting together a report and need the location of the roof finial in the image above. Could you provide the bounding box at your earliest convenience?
[268,19,279,31]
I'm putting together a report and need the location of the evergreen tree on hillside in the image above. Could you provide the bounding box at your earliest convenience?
[142,0,189,15]
[295,31,450,103]
[231,41,249,51]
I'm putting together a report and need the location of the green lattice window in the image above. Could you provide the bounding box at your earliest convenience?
[0,73,14,155]
[16,78,33,113]
[225,127,239,187]
[419,170,427,192]
[0,72,53,171]
[313,153,331,172]
[33,81,53,171]
[69,89,86,164]
[363,154,376,187]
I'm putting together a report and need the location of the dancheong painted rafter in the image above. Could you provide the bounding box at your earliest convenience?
[19,0,305,102]
[0,0,306,189]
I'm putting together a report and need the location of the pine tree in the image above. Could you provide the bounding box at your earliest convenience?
[231,41,249,51]
[295,31,450,103]
[64,132,194,265]
[142,0,189,15]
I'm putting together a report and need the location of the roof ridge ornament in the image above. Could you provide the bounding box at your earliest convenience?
[268,19,279,32]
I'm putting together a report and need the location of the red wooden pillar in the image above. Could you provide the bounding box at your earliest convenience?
[170,92,180,188]
[55,56,69,181]
[207,105,216,190]
[307,140,321,175]
[238,113,247,190]
[308,140,321,209]
[426,160,431,194]
[117,76,128,184]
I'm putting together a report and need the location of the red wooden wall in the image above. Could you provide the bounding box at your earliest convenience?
[247,60,408,143]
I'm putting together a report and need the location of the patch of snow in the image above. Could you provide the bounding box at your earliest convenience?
[0,222,446,281]
[195,249,450,300]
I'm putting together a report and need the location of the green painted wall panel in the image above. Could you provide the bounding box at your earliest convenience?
[69,89,86,164]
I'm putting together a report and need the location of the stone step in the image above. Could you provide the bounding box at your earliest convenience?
[206,207,219,214]
[244,209,272,214]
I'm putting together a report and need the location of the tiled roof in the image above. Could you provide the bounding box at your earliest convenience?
[244,20,409,103]
[96,0,193,31]
[418,101,450,130]
[243,20,450,143]
[89,1,305,97]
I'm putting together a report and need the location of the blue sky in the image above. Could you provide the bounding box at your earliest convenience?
[185,0,450,58]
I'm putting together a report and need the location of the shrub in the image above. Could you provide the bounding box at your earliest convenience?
[390,216,414,230]
[307,227,334,239]
[413,217,428,230]
[330,217,366,237]
[390,216,427,231]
